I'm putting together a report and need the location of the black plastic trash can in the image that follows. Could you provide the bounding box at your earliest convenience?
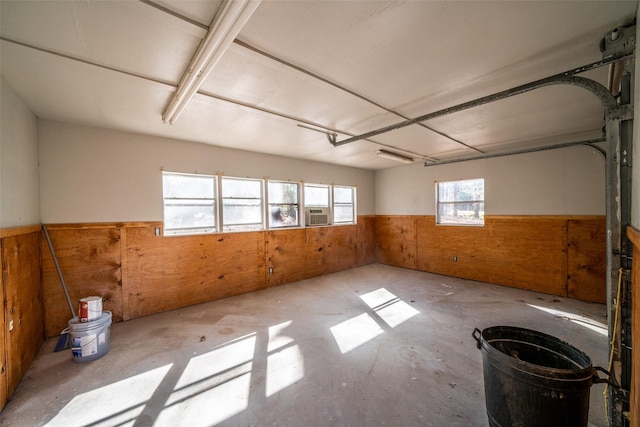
[473,326,617,427]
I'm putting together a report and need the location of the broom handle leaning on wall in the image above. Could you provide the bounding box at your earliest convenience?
[42,225,76,318]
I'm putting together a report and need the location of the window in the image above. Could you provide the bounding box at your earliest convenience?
[436,178,484,226]
[304,183,330,207]
[268,181,300,228]
[333,186,355,224]
[162,172,216,236]
[222,177,263,232]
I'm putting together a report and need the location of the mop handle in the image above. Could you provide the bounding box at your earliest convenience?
[42,225,76,318]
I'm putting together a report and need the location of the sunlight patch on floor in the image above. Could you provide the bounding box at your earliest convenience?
[330,313,384,354]
[155,333,256,426]
[45,364,172,427]
[360,288,420,328]
[527,304,607,336]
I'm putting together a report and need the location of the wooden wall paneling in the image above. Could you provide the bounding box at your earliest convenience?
[127,228,266,319]
[305,226,357,277]
[567,218,606,303]
[0,238,8,410]
[41,226,122,337]
[626,226,639,427]
[3,232,43,399]
[120,227,130,321]
[374,216,417,269]
[267,229,310,287]
[416,216,568,297]
[356,216,376,266]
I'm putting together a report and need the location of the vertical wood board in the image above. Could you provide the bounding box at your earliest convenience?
[356,216,376,266]
[415,216,568,296]
[127,228,266,319]
[374,216,417,269]
[267,226,357,287]
[567,218,606,303]
[41,227,122,337]
[2,232,43,398]
[0,239,7,410]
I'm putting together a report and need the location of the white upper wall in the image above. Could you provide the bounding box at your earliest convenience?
[375,145,605,216]
[0,75,40,228]
[38,120,375,223]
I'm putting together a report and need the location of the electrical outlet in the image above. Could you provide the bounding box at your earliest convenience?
[154,227,161,236]
[269,267,273,274]
[453,256,457,262]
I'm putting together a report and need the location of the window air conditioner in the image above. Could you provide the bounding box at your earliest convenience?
[305,208,329,226]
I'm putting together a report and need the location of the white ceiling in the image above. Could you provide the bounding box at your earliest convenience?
[1,0,636,170]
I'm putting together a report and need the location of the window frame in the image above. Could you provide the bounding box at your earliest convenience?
[221,176,264,232]
[332,185,356,224]
[435,178,485,226]
[267,180,301,229]
[162,171,217,236]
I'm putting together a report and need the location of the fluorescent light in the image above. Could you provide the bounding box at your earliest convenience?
[162,0,262,124]
[376,149,414,164]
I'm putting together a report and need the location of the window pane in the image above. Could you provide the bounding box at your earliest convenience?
[438,202,484,225]
[305,185,329,207]
[223,199,262,225]
[436,179,484,226]
[163,173,214,199]
[222,177,261,198]
[334,205,353,223]
[268,182,298,203]
[164,200,215,230]
[334,186,353,203]
[269,205,299,227]
[438,179,484,202]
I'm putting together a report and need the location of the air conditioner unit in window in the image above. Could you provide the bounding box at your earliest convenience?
[305,208,330,226]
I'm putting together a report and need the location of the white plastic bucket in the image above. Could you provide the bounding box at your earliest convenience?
[68,311,112,363]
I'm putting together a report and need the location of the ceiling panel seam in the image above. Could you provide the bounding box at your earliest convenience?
[138,0,480,154]
[0,35,437,161]
[0,36,176,88]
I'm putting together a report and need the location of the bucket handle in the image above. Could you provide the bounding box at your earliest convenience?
[472,328,482,349]
[592,366,620,388]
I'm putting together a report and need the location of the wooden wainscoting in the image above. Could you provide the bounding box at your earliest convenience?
[125,227,266,319]
[374,216,417,269]
[376,215,605,302]
[41,224,123,337]
[0,225,43,406]
[40,218,373,335]
[266,225,357,287]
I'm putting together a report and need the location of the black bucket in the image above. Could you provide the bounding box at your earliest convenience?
[472,326,617,427]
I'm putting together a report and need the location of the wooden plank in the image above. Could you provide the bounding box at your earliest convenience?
[0,239,7,410]
[2,232,43,398]
[41,227,123,337]
[567,218,606,303]
[626,226,640,427]
[306,226,357,277]
[120,227,130,321]
[416,216,568,297]
[356,216,376,266]
[267,229,308,287]
[374,216,417,269]
[127,228,266,319]
[267,226,358,287]
[0,225,41,239]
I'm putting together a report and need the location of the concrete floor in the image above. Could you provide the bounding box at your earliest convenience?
[0,264,610,427]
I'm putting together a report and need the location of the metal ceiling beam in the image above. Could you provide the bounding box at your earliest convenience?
[331,52,632,148]
[422,138,606,167]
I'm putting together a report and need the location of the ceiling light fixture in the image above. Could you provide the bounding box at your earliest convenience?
[376,149,414,164]
[162,0,262,125]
